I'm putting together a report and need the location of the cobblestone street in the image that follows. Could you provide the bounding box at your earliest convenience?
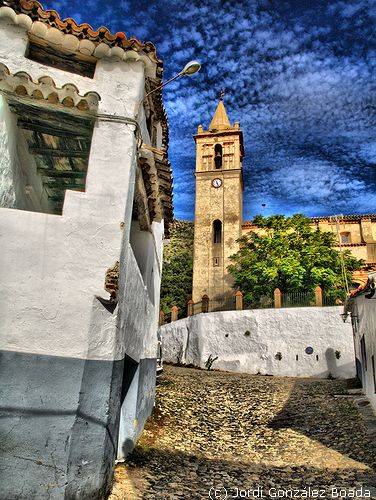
[110,365,375,499]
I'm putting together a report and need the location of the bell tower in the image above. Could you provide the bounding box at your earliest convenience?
[192,97,244,303]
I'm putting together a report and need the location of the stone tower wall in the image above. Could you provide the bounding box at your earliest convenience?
[192,112,244,303]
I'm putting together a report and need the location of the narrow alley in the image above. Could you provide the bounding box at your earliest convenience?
[110,365,375,499]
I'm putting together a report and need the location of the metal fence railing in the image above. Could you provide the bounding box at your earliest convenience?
[160,286,346,325]
[163,311,172,323]
[281,290,315,308]
[244,295,275,310]
[192,301,204,315]
[209,295,236,312]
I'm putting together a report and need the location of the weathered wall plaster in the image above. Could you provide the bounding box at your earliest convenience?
[0,94,17,206]
[160,307,355,379]
[0,18,164,500]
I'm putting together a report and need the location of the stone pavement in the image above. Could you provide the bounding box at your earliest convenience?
[110,365,376,499]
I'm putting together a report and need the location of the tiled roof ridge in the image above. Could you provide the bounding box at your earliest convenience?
[145,76,169,151]
[310,213,376,220]
[0,0,161,65]
[0,62,101,111]
[5,0,152,48]
[242,213,376,226]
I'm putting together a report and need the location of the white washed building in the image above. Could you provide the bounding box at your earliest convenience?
[0,1,172,498]
[345,273,376,412]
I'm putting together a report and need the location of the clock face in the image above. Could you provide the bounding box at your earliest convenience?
[212,178,222,188]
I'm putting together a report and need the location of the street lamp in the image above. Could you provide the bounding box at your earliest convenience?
[133,60,201,146]
[143,60,201,100]
[180,60,202,75]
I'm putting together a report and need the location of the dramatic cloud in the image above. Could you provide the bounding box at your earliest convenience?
[45,0,376,220]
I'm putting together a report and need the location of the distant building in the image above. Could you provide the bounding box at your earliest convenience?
[345,272,376,412]
[0,0,172,498]
[192,98,376,303]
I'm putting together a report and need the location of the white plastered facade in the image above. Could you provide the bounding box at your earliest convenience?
[0,15,167,499]
[0,18,162,362]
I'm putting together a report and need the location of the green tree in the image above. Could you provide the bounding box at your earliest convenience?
[228,214,363,307]
[160,220,194,315]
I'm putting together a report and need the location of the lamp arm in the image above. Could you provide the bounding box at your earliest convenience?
[134,72,183,119]
[143,72,182,100]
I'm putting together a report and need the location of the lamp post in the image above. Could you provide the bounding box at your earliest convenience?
[135,60,201,117]
[144,60,201,100]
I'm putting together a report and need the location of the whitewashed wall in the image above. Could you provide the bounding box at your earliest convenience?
[160,307,355,379]
[0,18,149,361]
[351,293,376,411]
[0,17,164,499]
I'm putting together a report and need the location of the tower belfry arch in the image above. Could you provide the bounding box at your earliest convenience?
[192,98,244,303]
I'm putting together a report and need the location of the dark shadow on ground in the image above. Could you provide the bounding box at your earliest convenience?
[116,447,375,499]
[268,378,376,471]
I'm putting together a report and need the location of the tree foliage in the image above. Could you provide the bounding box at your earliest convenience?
[160,220,194,315]
[228,214,363,307]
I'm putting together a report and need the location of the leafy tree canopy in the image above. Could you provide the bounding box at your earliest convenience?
[228,214,363,307]
[160,220,194,315]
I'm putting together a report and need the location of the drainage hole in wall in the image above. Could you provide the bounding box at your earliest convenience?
[225,334,229,338]
[316,355,319,361]
[296,355,299,361]
[275,352,282,361]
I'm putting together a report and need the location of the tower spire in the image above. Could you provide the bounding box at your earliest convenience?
[209,97,231,131]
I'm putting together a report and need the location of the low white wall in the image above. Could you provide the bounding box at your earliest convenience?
[160,307,355,379]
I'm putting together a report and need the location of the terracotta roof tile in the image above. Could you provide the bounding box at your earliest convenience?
[242,214,376,227]
[0,1,172,224]
[349,272,376,297]
[310,213,376,222]
[0,0,161,65]
[0,62,100,111]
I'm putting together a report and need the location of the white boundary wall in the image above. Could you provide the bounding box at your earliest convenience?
[160,307,355,379]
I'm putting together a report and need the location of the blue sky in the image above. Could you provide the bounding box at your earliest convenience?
[44,0,375,221]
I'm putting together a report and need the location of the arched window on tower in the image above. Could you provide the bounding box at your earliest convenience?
[213,219,222,244]
[214,143,222,169]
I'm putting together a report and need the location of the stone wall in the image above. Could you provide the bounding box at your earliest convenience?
[160,307,355,379]
[192,107,243,303]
